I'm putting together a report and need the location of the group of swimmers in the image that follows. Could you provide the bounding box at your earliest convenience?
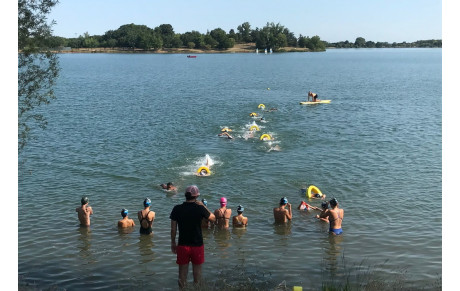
[76,191,343,235]
[217,103,280,151]
[274,196,344,235]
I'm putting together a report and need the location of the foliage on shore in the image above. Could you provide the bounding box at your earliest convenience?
[46,22,327,52]
[45,22,441,55]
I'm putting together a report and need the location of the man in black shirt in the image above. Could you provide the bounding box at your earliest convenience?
[170,185,215,289]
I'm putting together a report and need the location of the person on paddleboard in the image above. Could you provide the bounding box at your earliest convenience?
[308,91,320,102]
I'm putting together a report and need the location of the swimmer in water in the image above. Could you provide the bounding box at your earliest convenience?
[232,205,248,228]
[118,209,135,228]
[76,196,93,227]
[268,145,281,152]
[197,157,211,176]
[214,197,232,229]
[161,182,177,191]
[315,202,330,222]
[218,131,233,139]
[138,198,155,235]
[319,198,343,235]
[273,197,292,223]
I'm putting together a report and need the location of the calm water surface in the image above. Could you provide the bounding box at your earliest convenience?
[19,49,442,290]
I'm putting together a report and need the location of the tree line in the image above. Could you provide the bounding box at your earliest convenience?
[326,37,441,48]
[46,22,327,52]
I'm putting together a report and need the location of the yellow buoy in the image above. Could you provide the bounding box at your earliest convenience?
[197,166,211,176]
[307,185,322,198]
[260,134,272,141]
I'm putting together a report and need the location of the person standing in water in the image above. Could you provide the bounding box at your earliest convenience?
[118,209,135,228]
[320,198,344,235]
[232,205,248,228]
[214,197,232,229]
[170,185,216,289]
[138,198,155,235]
[76,196,93,226]
[273,197,292,223]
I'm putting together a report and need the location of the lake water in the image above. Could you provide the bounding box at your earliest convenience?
[18,49,442,290]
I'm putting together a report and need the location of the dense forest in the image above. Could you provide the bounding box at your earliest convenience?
[45,22,441,52]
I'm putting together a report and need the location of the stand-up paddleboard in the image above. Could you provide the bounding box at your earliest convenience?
[300,100,331,105]
[307,185,323,198]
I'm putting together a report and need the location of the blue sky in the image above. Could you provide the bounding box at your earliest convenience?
[47,0,442,43]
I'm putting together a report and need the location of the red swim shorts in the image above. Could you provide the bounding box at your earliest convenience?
[176,245,205,265]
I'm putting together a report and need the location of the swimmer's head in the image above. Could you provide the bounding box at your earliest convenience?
[280,197,288,205]
[329,198,338,207]
[143,198,151,207]
[237,205,244,214]
[201,198,207,206]
[81,196,89,205]
[200,170,207,176]
[185,185,200,200]
[121,208,128,217]
[321,201,329,209]
[160,183,167,189]
[220,197,227,207]
[167,182,174,188]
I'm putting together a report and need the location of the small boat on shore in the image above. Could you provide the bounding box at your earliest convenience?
[187,55,197,58]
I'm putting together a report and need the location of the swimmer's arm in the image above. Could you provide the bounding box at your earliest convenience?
[87,206,93,214]
[319,210,329,219]
[170,220,178,253]
[286,204,292,220]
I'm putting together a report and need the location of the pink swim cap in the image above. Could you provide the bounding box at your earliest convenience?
[220,197,227,206]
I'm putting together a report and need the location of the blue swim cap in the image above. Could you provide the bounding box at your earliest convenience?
[144,198,151,207]
[237,205,244,213]
[280,197,288,205]
[121,208,128,217]
[201,198,207,206]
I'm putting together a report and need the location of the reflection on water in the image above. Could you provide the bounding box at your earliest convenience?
[214,228,231,250]
[323,233,344,275]
[231,227,247,239]
[273,221,292,236]
[138,234,155,264]
[77,226,96,264]
[118,227,135,236]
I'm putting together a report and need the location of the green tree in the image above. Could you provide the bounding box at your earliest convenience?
[237,22,252,42]
[181,31,204,49]
[18,0,60,152]
[210,28,233,49]
[154,24,175,48]
[204,32,218,49]
[170,34,183,48]
[354,37,366,47]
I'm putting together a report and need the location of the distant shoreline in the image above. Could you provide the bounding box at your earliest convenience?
[52,43,311,54]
